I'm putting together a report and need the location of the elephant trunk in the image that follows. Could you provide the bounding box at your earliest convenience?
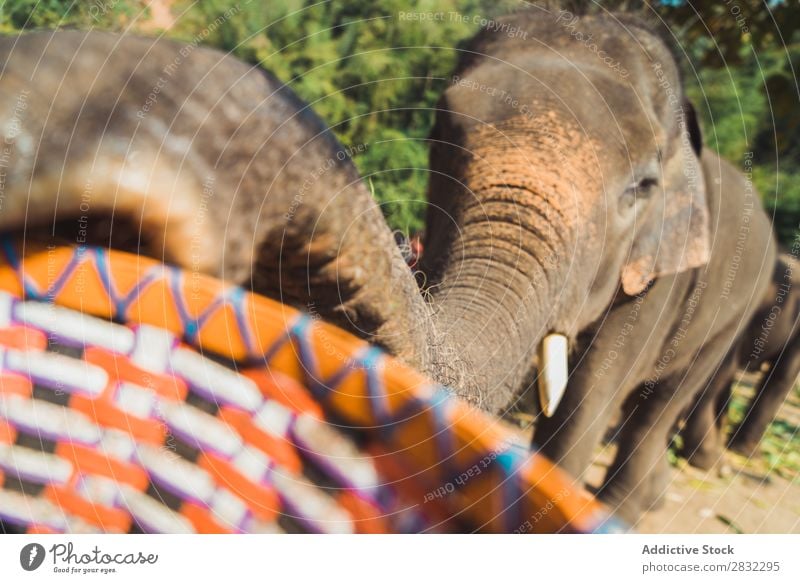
[423,183,579,412]
[420,122,600,411]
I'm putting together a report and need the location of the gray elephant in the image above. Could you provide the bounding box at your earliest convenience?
[0,29,429,368]
[680,253,800,468]
[420,7,775,521]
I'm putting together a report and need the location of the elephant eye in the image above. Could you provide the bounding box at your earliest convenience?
[620,177,659,209]
[631,176,659,194]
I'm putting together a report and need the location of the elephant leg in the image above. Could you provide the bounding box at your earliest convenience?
[618,389,672,513]
[729,334,800,456]
[680,349,739,470]
[714,371,735,428]
[642,449,671,512]
[534,371,624,481]
[598,344,723,522]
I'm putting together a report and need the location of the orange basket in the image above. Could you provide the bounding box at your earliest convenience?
[0,241,625,533]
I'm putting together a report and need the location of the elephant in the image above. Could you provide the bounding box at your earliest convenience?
[0,29,430,369]
[679,252,800,469]
[419,6,775,521]
[0,8,776,524]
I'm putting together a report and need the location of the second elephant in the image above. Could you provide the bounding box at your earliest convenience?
[680,253,800,468]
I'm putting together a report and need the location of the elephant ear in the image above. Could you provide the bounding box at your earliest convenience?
[621,100,710,295]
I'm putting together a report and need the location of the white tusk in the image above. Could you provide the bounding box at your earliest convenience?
[537,333,569,417]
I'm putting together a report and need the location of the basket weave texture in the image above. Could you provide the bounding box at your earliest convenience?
[0,242,623,533]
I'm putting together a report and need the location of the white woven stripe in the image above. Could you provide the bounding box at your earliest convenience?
[136,445,216,505]
[231,446,272,483]
[98,429,137,463]
[130,325,175,372]
[0,443,73,485]
[14,301,135,354]
[114,382,158,418]
[0,488,69,531]
[160,402,243,458]
[209,488,248,528]
[5,349,108,397]
[170,347,261,412]
[0,394,102,445]
[253,400,294,437]
[0,291,13,328]
[271,471,354,534]
[118,485,195,534]
[76,474,122,507]
[293,414,380,491]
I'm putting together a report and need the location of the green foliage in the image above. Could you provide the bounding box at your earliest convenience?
[681,45,800,245]
[656,0,800,68]
[1,0,521,232]
[757,167,800,245]
[675,9,800,246]
[0,0,146,32]
[684,61,768,162]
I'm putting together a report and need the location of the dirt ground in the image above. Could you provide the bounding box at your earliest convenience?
[629,452,800,533]
[631,377,800,534]
[514,376,800,533]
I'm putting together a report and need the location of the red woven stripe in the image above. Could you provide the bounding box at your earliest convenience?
[244,369,324,418]
[198,453,280,522]
[181,501,234,534]
[84,347,187,402]
[45,484,131,533]
[217,407,301,474]
[55,442,148,491]
[71,396,167,445]
[0,420,16,444]
[0,373,32,398]
[0,325,47,351]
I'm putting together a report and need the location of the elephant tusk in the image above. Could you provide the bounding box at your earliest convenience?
[537,333,569,418]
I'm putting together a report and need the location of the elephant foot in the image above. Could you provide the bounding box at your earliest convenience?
[642,485,667,512]
[683,443,723,471]
[596,484,644,525]
[727,436,760,458]
[641,460,670,512]
[681,426,724,470]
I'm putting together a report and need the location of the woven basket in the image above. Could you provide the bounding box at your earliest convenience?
[0,241,624,533]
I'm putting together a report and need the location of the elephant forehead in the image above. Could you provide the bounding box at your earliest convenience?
[446,59,665,167]
[459,115,606,219]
